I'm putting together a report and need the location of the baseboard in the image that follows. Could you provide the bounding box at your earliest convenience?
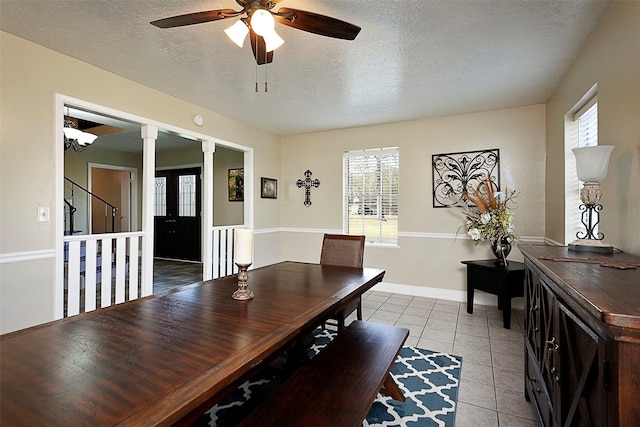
[372,281,524,310]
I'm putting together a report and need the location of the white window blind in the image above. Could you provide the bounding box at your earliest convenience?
[343,148,399,244]
[577,100,598,149]
[565,97,598,242]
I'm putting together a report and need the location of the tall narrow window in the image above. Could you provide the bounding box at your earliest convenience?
[578,100,598,149]
[178,174,197,217]
[344,148,399,244]
[565,94,597,243]
[154,176,167,217]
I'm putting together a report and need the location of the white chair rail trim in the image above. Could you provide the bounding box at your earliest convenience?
[0,249,56,264]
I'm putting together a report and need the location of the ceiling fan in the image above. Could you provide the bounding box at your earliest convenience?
[150,0,361,65]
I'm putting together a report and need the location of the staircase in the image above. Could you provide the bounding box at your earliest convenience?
[64,176,118,235]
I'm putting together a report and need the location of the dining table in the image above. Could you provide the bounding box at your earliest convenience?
[0,261,385,426]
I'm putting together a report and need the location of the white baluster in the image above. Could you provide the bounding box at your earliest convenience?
[101,237,112,307]
[84,239,97,312]
[67,240,81,316]
[115,237,126,303]
[128,236,139,300]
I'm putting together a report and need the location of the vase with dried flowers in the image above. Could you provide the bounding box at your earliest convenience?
[459,176,517,265]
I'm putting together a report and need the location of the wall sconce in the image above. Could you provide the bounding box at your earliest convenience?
[568,145,614,253]
[64,117,98,152]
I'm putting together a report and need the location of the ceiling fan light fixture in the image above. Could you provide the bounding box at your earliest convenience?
[263,29,284,52]
[225,19,249,48]
[250,9,274,37]
[64,116,97,151]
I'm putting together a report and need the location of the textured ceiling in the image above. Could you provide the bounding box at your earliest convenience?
[1,0,613,136]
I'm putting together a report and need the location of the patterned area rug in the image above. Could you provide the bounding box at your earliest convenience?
[192,327,462,427]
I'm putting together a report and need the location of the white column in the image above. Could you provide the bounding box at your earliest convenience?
[202,140,215,280]
[243,148,254,228]
[141,125,157,296]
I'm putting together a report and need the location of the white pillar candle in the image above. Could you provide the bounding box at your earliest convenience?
[234,228,253,265]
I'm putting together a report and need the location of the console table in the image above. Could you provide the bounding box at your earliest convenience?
[461,260,525,329]
[519,244,640,426]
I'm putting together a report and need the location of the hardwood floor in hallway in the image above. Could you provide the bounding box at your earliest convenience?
[153,259,203,294]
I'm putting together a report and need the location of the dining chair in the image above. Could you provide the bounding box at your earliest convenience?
[320,233,366,331]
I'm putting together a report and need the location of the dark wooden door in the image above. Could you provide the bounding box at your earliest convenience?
[154,167,201,261]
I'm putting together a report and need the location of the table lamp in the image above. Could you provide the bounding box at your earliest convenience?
[568,145,614,253]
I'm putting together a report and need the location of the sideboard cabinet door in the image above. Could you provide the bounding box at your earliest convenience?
[524,259,608,427]
[524,266,553,426]
[555,299,607,426]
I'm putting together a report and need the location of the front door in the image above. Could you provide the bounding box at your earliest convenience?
[154,167,201,261]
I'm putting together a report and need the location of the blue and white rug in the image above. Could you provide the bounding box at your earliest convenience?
[193,327,462,427]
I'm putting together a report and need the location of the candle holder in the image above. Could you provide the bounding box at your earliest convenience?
[232,263,254,300]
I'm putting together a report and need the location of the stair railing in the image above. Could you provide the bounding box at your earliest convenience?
[65,177,119,233]
[64,198,77,235]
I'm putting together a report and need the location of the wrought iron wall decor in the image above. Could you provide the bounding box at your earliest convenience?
[432,149,500,207]
[296,170,320,207]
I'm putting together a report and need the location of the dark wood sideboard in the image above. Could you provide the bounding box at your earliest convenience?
[519,244,640,427]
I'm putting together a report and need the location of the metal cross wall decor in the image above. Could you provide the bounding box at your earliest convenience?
[296,170,320,207]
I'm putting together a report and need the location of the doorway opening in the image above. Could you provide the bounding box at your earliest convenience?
[57,95,254,319]
[88,164,138,234]
[154,167,202,262]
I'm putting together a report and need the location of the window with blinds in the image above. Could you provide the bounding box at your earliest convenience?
[577,100,598,149]
[343,148,399,244]
[565,96,598,243]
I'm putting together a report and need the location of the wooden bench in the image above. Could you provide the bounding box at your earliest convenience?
[237,320,409,427]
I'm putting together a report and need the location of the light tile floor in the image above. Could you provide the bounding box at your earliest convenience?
[348,290,539,427]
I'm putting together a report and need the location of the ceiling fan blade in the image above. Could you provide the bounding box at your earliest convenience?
[249,30,274,65]
[150,9,239,28]
[273,7,361,40]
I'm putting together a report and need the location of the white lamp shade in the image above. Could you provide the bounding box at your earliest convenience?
[225,20,249,48]
[77,132,98,146]
[63,127,82,140]
[573,145,614,182]
[263,29,284,52]
[250,9,274,36]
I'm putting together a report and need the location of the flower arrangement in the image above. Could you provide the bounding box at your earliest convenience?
[460,177,516,245]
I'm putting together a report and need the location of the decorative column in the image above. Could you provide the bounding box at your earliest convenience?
[202,140,215,281]
[140,125,157,296]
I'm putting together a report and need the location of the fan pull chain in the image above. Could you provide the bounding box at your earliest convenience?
[255,61,259,93]
[264,63,268,92]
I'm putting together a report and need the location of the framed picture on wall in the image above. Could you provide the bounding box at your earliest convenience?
[228,168,244,201]
[261,177,277,199]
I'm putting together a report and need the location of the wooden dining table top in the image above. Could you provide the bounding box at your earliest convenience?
[1,261,385,426]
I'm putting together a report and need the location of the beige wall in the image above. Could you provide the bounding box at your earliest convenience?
[545,1,640,254]
[280,105,546,291]
[213,147,245,226]
[0,32,280,333]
